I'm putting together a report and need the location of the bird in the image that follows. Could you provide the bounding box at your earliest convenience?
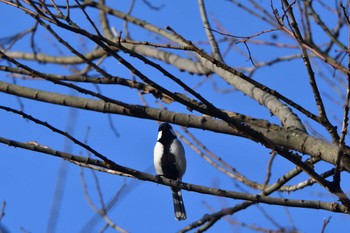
[153,122,187,220]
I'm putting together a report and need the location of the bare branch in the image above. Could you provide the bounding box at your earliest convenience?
[198,0,223,61]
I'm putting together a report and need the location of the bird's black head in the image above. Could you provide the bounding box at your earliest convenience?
[158,123,172,132]
[158,123,176,139]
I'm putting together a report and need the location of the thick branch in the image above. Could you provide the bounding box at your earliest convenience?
[0,80,348,171]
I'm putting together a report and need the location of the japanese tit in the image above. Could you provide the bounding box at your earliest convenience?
[153,123,187,220]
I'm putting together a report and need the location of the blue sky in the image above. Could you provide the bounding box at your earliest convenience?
[1,1,349,232]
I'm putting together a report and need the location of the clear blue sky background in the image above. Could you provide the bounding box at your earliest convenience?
[1,1,349,232]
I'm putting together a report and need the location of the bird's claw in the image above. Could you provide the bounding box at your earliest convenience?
[155,174,162,182]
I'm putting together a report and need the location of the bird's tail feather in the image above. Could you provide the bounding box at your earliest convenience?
[171,188,186,220]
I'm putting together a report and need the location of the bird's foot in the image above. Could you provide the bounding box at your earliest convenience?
[174,178,181,186]
[155,174,163,183]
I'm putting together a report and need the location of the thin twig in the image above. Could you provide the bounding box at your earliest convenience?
[334,4,350,186]
[198,0,223,61]
[0,201,5,223]
[320,216,332,233]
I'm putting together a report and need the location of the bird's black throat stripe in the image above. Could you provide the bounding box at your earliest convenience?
[158,132,179,180]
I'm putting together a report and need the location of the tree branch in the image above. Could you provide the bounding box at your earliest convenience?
[0,136,347,215]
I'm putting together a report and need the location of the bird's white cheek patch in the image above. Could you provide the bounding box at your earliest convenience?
[157,131,163,140]
[154,142,165,175]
